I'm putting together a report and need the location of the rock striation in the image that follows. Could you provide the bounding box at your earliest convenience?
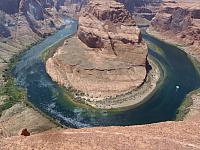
[150,0,200,60]
[46,0,148,100]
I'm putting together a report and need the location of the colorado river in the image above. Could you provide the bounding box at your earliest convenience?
[13,19,200,128]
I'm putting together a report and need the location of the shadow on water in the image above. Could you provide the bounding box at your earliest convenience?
[13,20,200,128]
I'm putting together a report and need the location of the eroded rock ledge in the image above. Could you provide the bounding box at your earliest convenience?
[46,0,149,104]
[149,0,200,61]
[1,119,200,150]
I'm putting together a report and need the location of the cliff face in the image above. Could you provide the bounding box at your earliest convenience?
[0,0,67,83]
[150,0,200,60]
[0,0,20,14]
[46,0,148,100]
[0,0,77,137]
[54,0,87,17]
[118,0,162,21]
[78,0,143,57]
[0,0,65,41]
[117,0,161,11]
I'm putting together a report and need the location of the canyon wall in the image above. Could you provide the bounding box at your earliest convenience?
[46,0,148,100]
[0,0,79,137]
[150,0,200,60]
[118,0,162,21]
[0,0,69,93]
[149,0,200,123]
[0,0,64,40]
[55,0,87,16]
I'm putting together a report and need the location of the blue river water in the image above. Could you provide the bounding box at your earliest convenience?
[13,19,200,128]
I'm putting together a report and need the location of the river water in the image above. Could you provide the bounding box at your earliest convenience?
[13,19,200,128]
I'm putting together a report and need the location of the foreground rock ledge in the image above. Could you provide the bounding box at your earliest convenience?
[46,0,148,105]
[1,118,200,150]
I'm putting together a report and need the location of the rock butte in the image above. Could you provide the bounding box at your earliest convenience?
[46,0,148,100]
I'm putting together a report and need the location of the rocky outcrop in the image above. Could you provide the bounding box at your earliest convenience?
[150,0,200,60]
[117,0,161,12]
[55,0,87,16]
[1,118,200,150]
[117,0,162,22]
[46,0,148,101]
[19,128,30,136]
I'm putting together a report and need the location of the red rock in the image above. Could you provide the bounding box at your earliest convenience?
[19,128,30,136]
[150,0,200,60]
[1,119,200,150]
[46,0,148,101]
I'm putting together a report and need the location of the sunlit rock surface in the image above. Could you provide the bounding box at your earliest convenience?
[46,0,148,100]
[150,0,200,60]
[1,117,200,150]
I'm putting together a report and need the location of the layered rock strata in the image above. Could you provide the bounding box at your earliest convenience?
[149,0,200,60]
[46,0,148,101]
[118,0,162,20]
[55,0,87,17]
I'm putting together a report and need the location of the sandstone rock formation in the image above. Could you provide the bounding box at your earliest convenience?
[19,128,30,136]
[46,0,148,100]
[55,0,87,17]
[1,117,200,150]
[150,0,200,60]
[118,0,162,21]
